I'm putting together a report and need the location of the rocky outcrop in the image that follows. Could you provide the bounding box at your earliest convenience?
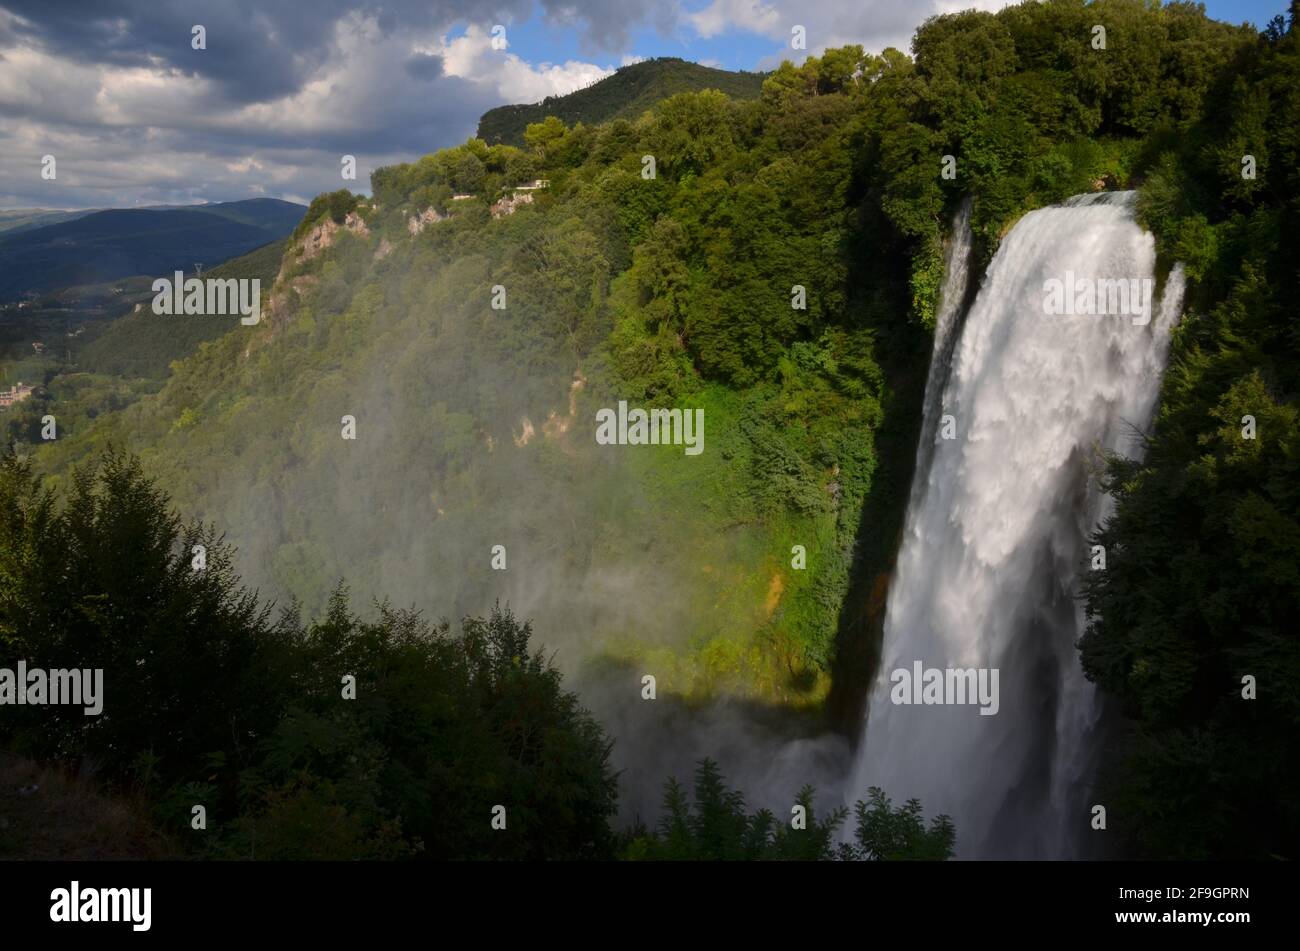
[542,371,586,441]
[344,211,369,235]
[407,207,444,235]
[262,209,372,325]
[490,191,534,219]
[295,210,371,265]
[512,417,535,447]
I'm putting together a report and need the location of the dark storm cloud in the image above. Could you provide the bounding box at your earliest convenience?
[0,0,531,103]
[0,0,632,208]
[403,51,443,81]
[0,0,686,208]
[537,0,680,52]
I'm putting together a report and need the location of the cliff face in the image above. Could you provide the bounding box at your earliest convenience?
[293,210,370,264]
[406,207,443,235]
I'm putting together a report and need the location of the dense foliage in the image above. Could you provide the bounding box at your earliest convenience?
[626,759,955,860]
[1081,4,1300,859]
[34,37,918,708]
[0,450,619,859]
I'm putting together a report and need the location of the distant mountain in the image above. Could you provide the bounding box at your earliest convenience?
[0,199,305,299]
[0,209,95,236]
[477,57,766,146]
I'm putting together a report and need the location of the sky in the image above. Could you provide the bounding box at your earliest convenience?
[0,0,1287,210]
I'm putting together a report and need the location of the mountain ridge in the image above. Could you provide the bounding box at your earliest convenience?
[0,199,305,299]
[477,56,766,146]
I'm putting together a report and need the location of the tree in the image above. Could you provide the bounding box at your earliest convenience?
[624,759,956,860]
[524,115,568,156]
[647,90,737,177]
[1,449,620,860]
[292,189,360,240]
[841,787,957,860]
[450,152,486,194]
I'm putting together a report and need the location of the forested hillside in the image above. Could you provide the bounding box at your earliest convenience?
[36,62,903,719]
[77,239,288,379]
[477,57,766,146]
[1081,10,1300,858]
[18,0,1300,859]
[1,240,290,453]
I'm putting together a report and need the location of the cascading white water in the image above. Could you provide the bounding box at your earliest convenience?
[911,197,974,498]
[849,192,1185,858]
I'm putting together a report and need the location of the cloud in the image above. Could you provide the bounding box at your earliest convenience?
[689,0,783,40]
[0,0,1018,209]
[441,24,614,104]
[687,0,1015,63]
[537,0,681,53]
[0,4,618,208]
[0,0,527,104]
[403,52,444,81]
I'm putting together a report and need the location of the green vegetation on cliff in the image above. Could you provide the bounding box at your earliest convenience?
[33,50,909,710]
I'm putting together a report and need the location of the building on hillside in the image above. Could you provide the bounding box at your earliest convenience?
[450,194,475,201]
[489,180,552,218]
[0,382,35,408]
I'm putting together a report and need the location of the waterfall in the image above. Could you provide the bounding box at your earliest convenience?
[913,197,974,502]
[849,192,1185,858]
